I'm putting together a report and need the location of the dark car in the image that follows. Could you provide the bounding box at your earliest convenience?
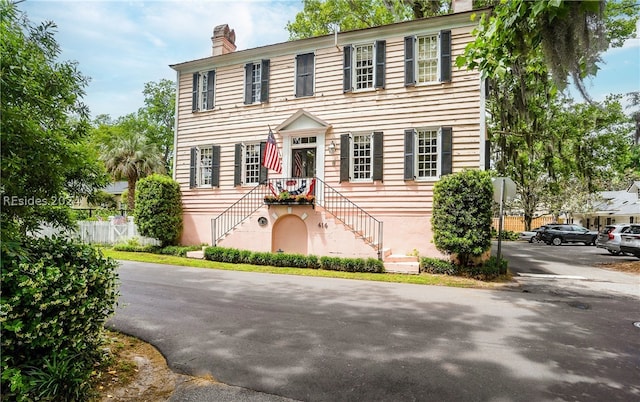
[536,224,598,246]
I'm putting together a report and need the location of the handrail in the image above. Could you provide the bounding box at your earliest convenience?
[314,177,383,260]
[211,184,269,246]
[211,177,383,259]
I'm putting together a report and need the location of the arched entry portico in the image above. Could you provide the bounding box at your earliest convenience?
[272,214,308,254]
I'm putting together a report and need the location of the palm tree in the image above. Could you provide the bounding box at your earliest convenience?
[100,135,165,211]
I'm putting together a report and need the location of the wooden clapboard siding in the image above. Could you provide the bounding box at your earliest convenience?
[173,16,485,217]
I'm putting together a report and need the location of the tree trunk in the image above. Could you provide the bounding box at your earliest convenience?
[127,177,136,212]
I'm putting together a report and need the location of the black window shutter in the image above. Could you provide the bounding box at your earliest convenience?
[305,54,314,96]
[260,59,270,102]
[192,73,199,112]
[441,127,453,176]
[375,40,386,89]
[259,141,268,184]
[234,143,243,186]
[404,130,415,180]
[343,45,352,93]
[339,133,350,182]
[189,146,197,188]
[484,138,491,171]
[296,53,314,97]
[206,70,215,110]
[404,36,416,86]
[211,145,221,187]
[244,63,252,105]
[439,30,452,83]
[372,132,383,181]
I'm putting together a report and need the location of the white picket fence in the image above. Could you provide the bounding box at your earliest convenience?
[35,216,160,246]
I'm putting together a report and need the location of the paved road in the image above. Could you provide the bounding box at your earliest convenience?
[109,260,640,401]
[495,240,639,299]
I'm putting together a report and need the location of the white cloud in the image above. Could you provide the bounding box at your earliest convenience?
[20,0,302,118]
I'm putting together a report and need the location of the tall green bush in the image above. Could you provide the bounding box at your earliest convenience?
[432,170,494,266]
[1,237,119,401]
[134,174,183,246]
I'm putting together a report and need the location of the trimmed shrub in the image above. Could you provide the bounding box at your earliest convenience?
[204,247,384,273]
[420,256,506,281]
[420,257,459,275]
[432,170,494,267]
[155,245,202,257]
[1,237,119,401]
[134,174,183,247]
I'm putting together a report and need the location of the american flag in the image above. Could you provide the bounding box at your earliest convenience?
[294,152,303,177]
[262,128,282,174]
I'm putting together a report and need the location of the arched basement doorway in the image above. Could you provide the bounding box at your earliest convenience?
[272,214,308,255]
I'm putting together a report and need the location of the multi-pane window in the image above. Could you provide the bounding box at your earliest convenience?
[250,63,261,104]
[416,129,438,178]
[192,70,215,112]
[352,133,372,181]
[404,127,452,181]
[198,146,213,187]
[354,44,374,90]
[405,30,450,85]
[199,72,209,110]
[243,143,261,185]
[244,60,270,104]
[417,35,438,83]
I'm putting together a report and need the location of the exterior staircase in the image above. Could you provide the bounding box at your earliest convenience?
[211,177,383,258]
[207,178,424,274]
[383,252,420,274]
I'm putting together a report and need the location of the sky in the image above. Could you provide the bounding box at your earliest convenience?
[20,0,640,120]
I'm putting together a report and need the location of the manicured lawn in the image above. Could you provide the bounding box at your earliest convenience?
[102,249,512,289]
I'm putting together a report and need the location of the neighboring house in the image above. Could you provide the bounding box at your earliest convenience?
[573,182,640,230]
[170,2,489,261]
[73,181,128,210]
[103,181,128,209]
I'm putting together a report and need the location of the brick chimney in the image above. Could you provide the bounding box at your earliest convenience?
[211,24,236,56]
[452,0,472,13]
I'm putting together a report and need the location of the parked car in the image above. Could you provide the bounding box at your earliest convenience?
[596,224,631,255]
[536,224,598,246]
[519,227,544,243]
[620,224,640,259]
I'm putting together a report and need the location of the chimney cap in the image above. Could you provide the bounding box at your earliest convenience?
[213,24,235,44]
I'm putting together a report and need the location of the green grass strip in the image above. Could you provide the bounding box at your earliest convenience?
[102,249,510,289]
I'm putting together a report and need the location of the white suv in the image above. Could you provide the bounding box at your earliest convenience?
[596,224,631,255]
[619,224,640,259]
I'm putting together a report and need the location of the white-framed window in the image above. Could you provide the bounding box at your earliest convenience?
[197,146,213,187]
[243,143,261,185]
[351,133,373,181]
[192,70,215,112]
[404,126,452,181]
[344,41,385,92]
[339,132,383,183]
[415,128,439,179]
[250,64,261,103]
[244,60,270,104]
[354,44,374,90]
[404,30,451,86]
[417,35,438,84]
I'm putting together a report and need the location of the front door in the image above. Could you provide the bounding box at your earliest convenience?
[291,136,316,178]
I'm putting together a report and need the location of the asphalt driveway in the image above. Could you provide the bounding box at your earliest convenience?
[495,240,639,299]
[108,260,640,401]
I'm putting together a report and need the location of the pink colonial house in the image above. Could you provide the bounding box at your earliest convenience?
[170,3,489,269]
